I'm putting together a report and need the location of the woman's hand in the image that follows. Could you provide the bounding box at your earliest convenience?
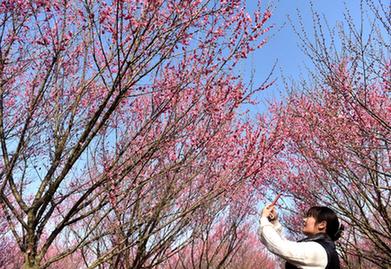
[262,204,278,222]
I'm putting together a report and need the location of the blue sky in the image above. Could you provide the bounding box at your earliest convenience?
[243,0,366,111]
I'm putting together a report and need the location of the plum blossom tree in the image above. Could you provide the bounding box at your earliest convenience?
[272,1,390,267]
[0,0,280,268]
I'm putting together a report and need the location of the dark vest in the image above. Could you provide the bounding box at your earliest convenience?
[285,234,340,269]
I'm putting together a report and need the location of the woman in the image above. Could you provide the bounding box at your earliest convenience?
[258,205,343,269]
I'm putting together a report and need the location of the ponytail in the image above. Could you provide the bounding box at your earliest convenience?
[332,221,344,241]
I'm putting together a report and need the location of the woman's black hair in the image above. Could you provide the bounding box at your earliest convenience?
[306,206,344,241]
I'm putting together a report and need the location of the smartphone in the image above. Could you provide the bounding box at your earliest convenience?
[271,193,282,206]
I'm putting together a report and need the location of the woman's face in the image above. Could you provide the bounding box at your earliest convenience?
[302,216,324,236]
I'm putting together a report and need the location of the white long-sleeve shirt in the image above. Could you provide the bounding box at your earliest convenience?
[258,216,328,269]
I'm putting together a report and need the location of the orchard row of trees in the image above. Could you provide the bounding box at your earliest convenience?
[0,0,389,268]
[274,1,390,268]
[0,0,279,268]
